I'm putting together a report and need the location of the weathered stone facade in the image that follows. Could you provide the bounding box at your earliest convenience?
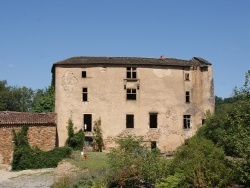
[0,111,56,165]
[52,56,214,152]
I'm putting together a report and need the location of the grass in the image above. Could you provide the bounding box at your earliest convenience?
[67,151,110,170]
[52,151,110,188]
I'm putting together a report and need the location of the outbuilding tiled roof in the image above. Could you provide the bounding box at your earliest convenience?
[0,111,56,125]
[52,56,211,71]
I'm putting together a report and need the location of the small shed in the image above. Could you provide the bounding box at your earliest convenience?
[0,111,57,165]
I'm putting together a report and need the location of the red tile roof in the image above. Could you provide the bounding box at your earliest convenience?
[0,111,56,125]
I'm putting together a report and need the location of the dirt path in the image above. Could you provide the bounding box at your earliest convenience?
[0,167,54,188]
[0,161,82,188]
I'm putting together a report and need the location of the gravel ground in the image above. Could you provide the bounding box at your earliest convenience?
[0,168,54,188]
[0,161,81,188]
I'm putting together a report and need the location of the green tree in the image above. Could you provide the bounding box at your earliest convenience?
[107,135,169,187]
[31,86,54,112]
[65,118,85,150]
[0,80,33,112]
[0,80,10,110]
[215,95,238,113]
[198,70,250,186]
[0,80,54,112]
[164,136,232,188]
[92,118,104,152]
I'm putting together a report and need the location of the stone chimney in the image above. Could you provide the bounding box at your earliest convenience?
[160,55,165,60]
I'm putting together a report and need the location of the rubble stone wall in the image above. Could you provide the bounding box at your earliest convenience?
[0,125,56,165]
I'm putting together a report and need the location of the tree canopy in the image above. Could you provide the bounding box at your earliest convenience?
[198,70,250,186]
[0,80,54,112]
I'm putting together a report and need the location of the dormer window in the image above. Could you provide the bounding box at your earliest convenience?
[127,67,137,79]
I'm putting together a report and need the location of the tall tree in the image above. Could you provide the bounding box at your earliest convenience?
[0,80,54,112]
[198,70,250,186]
[0,80,10,110]
[0,80,33,112]
[31,86,54,112]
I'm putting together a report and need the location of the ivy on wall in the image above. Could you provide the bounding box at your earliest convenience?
[12,125,72,170]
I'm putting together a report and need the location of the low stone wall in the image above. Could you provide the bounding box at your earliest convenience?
[0,124,56,165]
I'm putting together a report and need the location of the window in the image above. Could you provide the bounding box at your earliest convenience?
[149,113,158,128]
[186,91,190,103]
[183,115,191,129]
[127,67,137,79]
[82,71,87,78]
[83,114,92,132]
[82,88,88,101]
[202,119,206,125]
[127,89,136,100]
[126,114,134,128]
[201,67,208,72]
[185,73,190,81]
[151,141,157,150]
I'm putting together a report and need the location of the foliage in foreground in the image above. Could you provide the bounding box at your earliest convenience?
[198,71,250,186]
[156,136,232,188]
[107,135,169,187]
[52,151,110,188]
[12,125,72,170]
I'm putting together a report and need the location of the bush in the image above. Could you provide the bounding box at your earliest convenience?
[65,118,85,150]
[12,125,72,170]
[92,118,104,152]
[107,135,169,187]
[197,72,250,186]
[12,146,72,170]
[166,136,232,188]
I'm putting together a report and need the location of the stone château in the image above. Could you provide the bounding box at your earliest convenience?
[52,56,214,152]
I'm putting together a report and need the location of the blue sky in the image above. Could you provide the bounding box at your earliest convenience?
[0,1,249,98]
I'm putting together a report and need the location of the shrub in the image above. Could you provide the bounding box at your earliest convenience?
[92,118,104,152]
[167,136,232,188]
[12,125,72,170]
[107,135,169,187]
[65,118,85,150]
